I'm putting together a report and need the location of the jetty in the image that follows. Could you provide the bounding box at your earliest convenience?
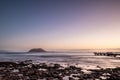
[94,52,120,57]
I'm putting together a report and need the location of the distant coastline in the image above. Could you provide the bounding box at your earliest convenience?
[0,48,120,53]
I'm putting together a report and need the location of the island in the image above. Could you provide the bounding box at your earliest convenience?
[28,48,46,53]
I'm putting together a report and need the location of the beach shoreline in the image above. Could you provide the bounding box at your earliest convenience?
[0,60,120,80]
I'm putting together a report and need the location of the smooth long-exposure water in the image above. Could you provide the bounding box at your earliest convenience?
[0,52,120,68]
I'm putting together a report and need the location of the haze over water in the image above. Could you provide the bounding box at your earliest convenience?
[0,49,120,69]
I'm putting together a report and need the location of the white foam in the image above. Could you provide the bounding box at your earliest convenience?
[12,69,19,73]
[38,68,47,71]
[63,76,69,80]
[81,69,92,74]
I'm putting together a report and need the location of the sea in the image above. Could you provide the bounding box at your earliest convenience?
[0,49,120,69]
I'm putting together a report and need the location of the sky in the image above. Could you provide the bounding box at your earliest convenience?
[1,0,120,51]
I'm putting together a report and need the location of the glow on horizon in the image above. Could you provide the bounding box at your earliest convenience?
[0,0,120,51]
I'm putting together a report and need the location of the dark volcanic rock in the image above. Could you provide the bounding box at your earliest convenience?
[0,60,120,80]
[0,62,17,67]
[28,48,46,53]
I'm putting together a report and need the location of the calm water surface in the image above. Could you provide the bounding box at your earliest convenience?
[0,52,120,68]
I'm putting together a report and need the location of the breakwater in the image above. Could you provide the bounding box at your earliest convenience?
[94,52,120,57]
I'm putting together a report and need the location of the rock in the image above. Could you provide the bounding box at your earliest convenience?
[28,48,46,53]
[53,64,61,69]
[69,77,75,80]
[0,60,120,80]
[0,62,17,67]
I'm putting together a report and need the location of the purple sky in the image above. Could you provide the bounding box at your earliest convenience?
[1,0,120,51]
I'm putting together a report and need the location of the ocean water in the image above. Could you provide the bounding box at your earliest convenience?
[0,52,120,69]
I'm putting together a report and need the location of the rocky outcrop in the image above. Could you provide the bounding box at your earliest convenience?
[0,60,120,80]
